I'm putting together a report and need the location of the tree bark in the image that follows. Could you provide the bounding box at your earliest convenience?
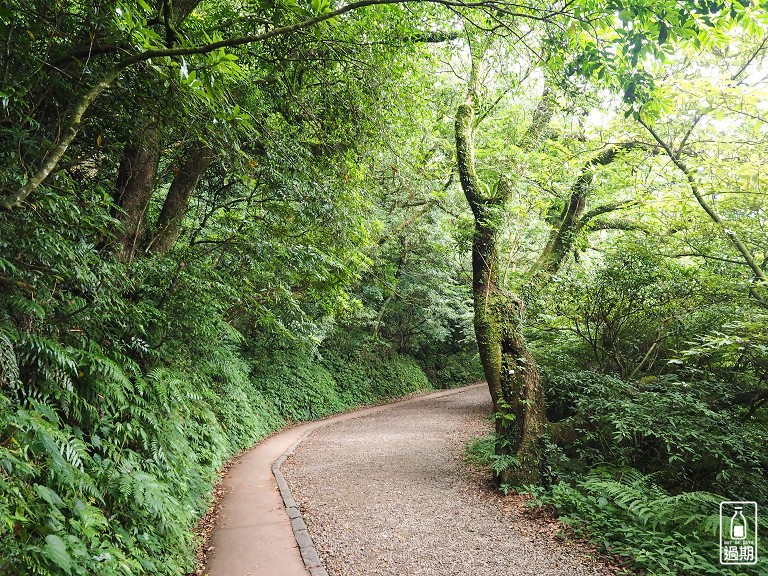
[456,86,644,484]
[456,93,546,486]
[149,141,213,254]
[113,123,161,263]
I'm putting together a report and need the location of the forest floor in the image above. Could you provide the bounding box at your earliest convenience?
[283,385,620,576]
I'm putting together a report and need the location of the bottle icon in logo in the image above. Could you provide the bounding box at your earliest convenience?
[731,506,747,540]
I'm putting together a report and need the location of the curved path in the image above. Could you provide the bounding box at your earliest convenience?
[203,385,482,576]
[283,385,615,576]
[205,384,614,575]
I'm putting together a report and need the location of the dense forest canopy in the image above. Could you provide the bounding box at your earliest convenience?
[1,0,767,575]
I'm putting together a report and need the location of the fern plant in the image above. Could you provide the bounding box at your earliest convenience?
[533,466,768,576]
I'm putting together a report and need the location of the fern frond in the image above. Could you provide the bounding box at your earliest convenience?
[0,331,20,388]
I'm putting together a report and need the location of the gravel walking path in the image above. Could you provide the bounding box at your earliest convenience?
[283,385,616,576]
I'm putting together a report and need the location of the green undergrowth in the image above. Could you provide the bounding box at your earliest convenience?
[466,368,768,576]
[0,335,432,576]
[465,433,520,478]
[252,344,432,421]
[468,433,768,576]
[416,348,485,389]
[526,467,768,576]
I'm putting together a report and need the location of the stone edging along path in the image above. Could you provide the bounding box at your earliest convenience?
[272,428,329,576]
[279,383,618,576]
[271,384,485,576]
[203,383,485,576]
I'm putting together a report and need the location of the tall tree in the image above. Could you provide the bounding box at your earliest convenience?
[149,141,214,254]
[453,21,680,483]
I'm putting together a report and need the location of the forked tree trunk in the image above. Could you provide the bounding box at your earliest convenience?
[455,40,647,486]
[149,141,213,254]
[457,99,646,485]
[108,3,209,261]
[456,97,546,486]
[113,123,160,263]
[524,144,638,300]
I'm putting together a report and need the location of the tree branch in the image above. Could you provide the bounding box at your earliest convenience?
[407,31,461,42]
[588,217,647,232]
[51,44,125,67]
[676,114,703,158]
[0,275,34,292]
[639,117,767,284]
[376,202,434,246]
[578,199,639,225]
[518,85,553,151]
[5,0,544,210]
[1,68,124,209]
[524,143,645,292]
[671,252,752,267]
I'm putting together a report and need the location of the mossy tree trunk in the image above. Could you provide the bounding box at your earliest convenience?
[524,145,634,299]
[456,93,546,486]
[455,60,639,484]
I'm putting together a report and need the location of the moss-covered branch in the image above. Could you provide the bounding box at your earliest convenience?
[524,144,644,294]
[639,117,767,284]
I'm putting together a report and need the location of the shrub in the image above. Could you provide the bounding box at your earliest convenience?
[530,467,768,576]
[251,344,433,423]
[465,433,520,481]
[251,348,347,422]
[417,348,485,389]
[543,369,768,504]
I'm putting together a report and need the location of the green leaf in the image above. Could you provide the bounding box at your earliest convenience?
[34,484,64,508]
[44,534,72,574]
[658,22,668,43]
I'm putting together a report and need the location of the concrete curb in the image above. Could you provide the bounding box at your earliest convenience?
[271,383,484,576]
[272,428,327,575]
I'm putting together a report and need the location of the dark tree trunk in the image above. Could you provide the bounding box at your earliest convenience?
[110,4,207,261]
[456,96,546,486]
[149,142,213,254]
[113,123,160,263]
[454,48,641,486]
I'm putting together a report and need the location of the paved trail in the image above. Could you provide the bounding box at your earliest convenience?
[203,386,483,576]
[283,385,614,576]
